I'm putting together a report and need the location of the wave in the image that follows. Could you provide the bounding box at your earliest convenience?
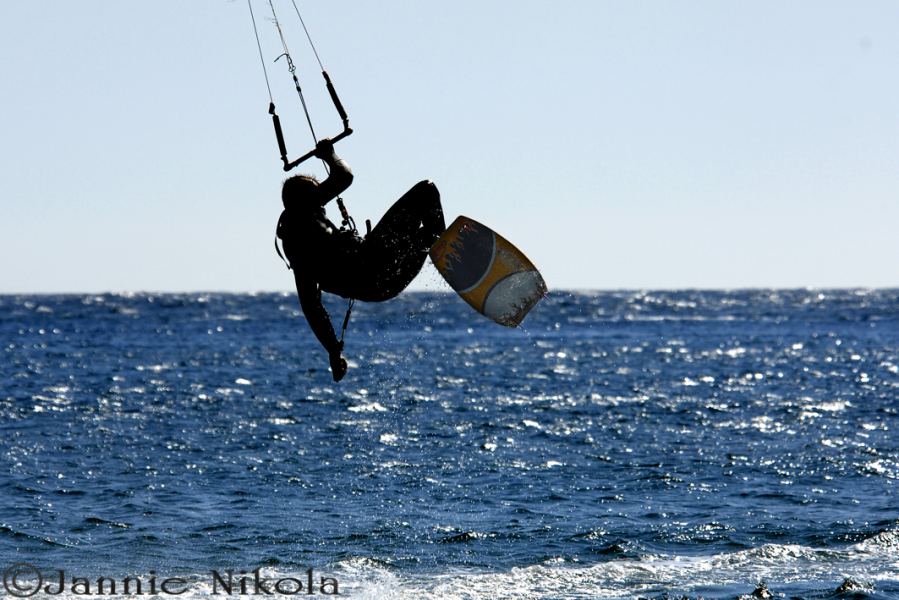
[330,535,899,600]
[851,530,899,553]
[0,524,72,548]
[7,535,898,600]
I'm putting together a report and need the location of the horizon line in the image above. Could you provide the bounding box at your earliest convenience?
[1,286,896,296]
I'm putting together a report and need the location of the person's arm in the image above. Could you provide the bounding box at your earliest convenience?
[313,139,353,207]
[295,275,348,381]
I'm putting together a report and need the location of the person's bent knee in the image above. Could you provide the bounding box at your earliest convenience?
[412,179,440,201]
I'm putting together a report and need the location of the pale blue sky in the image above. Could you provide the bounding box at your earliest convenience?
[2,1,897,293]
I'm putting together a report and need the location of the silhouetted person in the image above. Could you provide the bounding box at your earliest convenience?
[277,139,445,381]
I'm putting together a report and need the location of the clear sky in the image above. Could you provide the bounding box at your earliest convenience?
[2,1,897,293]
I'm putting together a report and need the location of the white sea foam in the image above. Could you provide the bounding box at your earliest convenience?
[851,530,899,553]
[11,535,899,599]
[329,535,899,600]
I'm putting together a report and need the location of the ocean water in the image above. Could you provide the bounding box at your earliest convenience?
[1,289,898,599]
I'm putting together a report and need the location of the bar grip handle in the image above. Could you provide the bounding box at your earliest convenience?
[283,127,353,171]
[271,71,354,172]
[270,103,288,163]
[322,71,349,128]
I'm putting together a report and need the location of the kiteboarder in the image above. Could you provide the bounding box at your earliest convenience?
[277,139,445,382]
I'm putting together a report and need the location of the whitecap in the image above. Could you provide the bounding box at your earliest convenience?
[214,387,244,397]
[330,538,899,600]
[815,400,850,412]
[348,402,387,413]
[851,530,899,553]
[136,364,170,373]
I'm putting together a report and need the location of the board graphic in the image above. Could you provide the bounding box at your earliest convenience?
[430,216,547,327]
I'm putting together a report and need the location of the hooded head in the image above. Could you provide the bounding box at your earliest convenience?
[281,174,319,208]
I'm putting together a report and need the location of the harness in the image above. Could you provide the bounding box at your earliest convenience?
[274,209,356,346]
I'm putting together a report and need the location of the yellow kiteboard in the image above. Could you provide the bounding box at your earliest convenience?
[429,216,547,327]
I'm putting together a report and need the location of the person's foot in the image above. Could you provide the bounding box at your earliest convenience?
[330,352,348,382]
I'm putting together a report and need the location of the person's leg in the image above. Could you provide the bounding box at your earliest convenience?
[356,181,446,302]
[368,180,445,248]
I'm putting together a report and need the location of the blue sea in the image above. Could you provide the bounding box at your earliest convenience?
[1,289,898,599]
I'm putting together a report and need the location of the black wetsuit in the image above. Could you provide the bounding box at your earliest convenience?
[277,148,445,372]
